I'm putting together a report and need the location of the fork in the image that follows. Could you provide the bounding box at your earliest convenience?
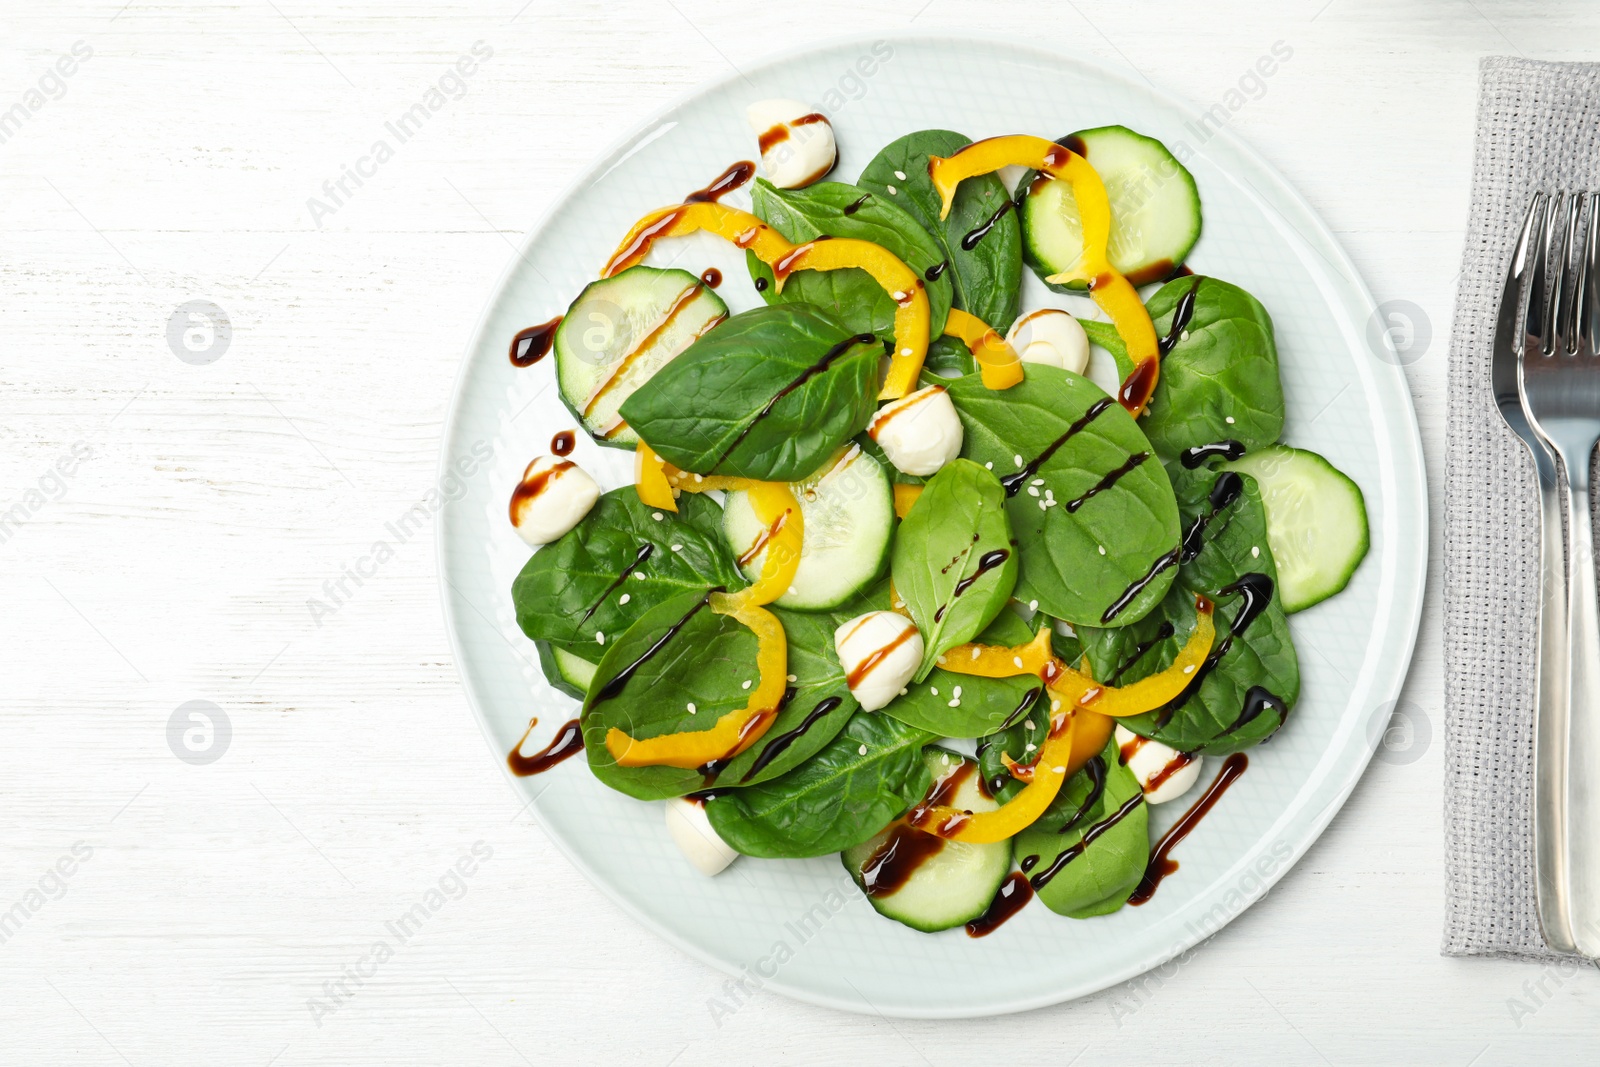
[1493,192,1575,954]
[1519,189,1600,956]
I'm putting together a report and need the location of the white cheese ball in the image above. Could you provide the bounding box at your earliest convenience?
[746,98,836,189]
[1006,308,1090,373]
[1114,724,1202,804]
[664,798,739,877]
[509,457,600,547]
[866,385,963,477]
[834,611,923,712]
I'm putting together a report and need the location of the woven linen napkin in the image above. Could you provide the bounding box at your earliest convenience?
[1444,57,1600,960]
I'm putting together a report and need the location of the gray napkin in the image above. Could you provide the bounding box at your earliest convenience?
[1444,57,1600,960]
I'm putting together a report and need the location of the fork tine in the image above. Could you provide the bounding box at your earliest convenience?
[1544,192,1573,355]
[1526,193,1554,355]
[1557,192,1584,354]
[1584,192,1599,353]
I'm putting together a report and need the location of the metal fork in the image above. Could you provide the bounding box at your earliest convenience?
[1519,189,1600,956]
[1494,192,1575,954]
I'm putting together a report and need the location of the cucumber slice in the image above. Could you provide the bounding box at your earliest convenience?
[1221,445,1369,613]
[1020,126,1201,289]
[842,748,1012,933]
[723,445,893,611]
[535,640,598,700]
[554,266,728,448]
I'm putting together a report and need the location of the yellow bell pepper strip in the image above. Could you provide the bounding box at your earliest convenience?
[927,135,1162,416]
[600,202,932,401]
[771,239,931,400]
[603,483,801,769]
[912,710,1079,842]
[939,595,1216,718]
[892,483,923,518]
[943,308,1023,390]
[634,442,677,512]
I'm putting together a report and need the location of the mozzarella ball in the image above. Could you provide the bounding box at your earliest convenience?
[1006,308,1090,373]
[510,457,600,547]
[664,797,739,876]
[867,385,963,477]
[746,98,836,189]
[834,611,923,712]
[1114,724,1202,804]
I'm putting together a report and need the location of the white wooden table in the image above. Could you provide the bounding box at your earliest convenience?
[5,1,1599,1062]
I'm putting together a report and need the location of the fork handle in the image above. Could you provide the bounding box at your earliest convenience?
[1556,433,1600,956]
[1532,443,1576,953]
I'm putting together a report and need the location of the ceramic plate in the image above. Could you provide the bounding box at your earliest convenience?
[437,33,1426,1018]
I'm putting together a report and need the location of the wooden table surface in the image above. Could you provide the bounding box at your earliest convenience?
[5,1,1599,1063]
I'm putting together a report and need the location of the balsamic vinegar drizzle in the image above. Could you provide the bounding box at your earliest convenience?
[935,547,1012,624]
[754,276,770,292]
[740,697,842,781]
[1101,471,1245,625]
[578,544,654,625]
[861,762,977,895]
[1053,756,1108,835]
[1227,686,1286,736]
[700,267,723,288]
[550,430,576,456]
[1150,570,1275,731]
[1109,621,1176,684]
[960,199,1012,251]
[509,460,574,525]
[589,591,716,706]
[510,316,562,367]
[508,717,584,776]
[843,192,872,215]
[924,260,948,282]
[1064,452,1150,513]
[966,872,1034,937]
[1128,753,1248,904]
[1179,439,1246,469]
[713,333,876,466]
[1158,276,1203,357]
[999,686,1044,731]
[685,160,756,203]
[999,398,1114,496]
[1025,793,1145,889]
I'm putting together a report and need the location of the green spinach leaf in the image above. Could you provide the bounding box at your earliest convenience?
[890,458,1017,681]
[744,178,952,339]
[704,712,936,858]
[511,488,741,649]
[619,304,880,482]
[921,334,978,379]
[1015,738,1149,918]
[580,590,858,800]
[976,709,1051,805]
[859,129,1022,332]
[1077,463,1300,755]
[947,366,1181,628]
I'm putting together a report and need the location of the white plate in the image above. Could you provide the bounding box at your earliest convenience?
[437,33,1426,1019]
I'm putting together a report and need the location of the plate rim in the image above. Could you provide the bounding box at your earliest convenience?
[434,29,1428,1019]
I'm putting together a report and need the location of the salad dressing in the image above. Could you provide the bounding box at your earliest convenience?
[1052,755,1108,835]
[736,510,790,568]
[1064,452,1150,513]
[1150,571,1276,731]
[714,333,877,467]
[509,460,575,525]
[1025,792,1145,890]
[1158,276,1203,357]
[846,625,918,689]
[700,267,723,288]
[862,761,979,895]
[924,261,948,282]
[589,592,716,707]
[740,697,843,781]
[960,199,1012,251]
[578,543,655,625]
[1128,753,1248,904]
[508,717,584,776]
[1110,621,1176,683]
[1118,357,1159,414]
[1144,751,1195,792]
[965,872,1034,937]
[1179,440,1246,468]
[1227,686,1286,736]
[843,192,872,215]
[550,430,576,456]
[999,397,1114,496]
[1102,471,1245,624]
[685,161,756,204]
[510,316,562,367]
[1000,685,1044,731]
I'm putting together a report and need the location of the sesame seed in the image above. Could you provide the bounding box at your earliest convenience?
[1014,454,1024,467]
[1025,720,1036,730]
[1028,487,1040,497]
[858,744,869,755]
[670,544,683,552]
[687,702,697,714]
[931,687,939,696]
[1252,546,1260,558]
[1029,600,1038,611]
[971,647,981,659]
[985,461,993,469]
[1032,479,1044,486]
[1225,416,1236,425]
[1051,700,1061,712]
[1039,500,1048,511]
[694,473,703,482]
[886,185,898,194]
[1098,545,1107,555]
[1180,330,1190,342]
[1184,665,1195,674]
[787,585,797,595]
[894,169,907,180]
[899,687,908,696]
[953,686,962,697]
[900,347,912,357]
[619,593,630,605]
[1025,743,1037,752]
[596,632,605,645]
[632,570,645,579]
[1053,766,1066,774]
[787,674,797,682]
[937,655,947,665]
[742,679,752,689]
[948,699,960,707]
[652,512,664,521]
[1013,656,1024,668]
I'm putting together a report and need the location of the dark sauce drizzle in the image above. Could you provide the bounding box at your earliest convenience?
[1158,276,1203,357]
[1000,686,1044,731]
[510,316,562,367]
[1179,440,1246,469]
[578,543,654,625]
[589,592,715,706]
[1026,792,1145,889]
[1053,756,1108,834]
[1109,621,1176,683]
[924,260,948,282]
[685,161,756,204]
[1149,570,1274,731]
[1128,753,1248,904]
[1064,452,1150,513]
[1101,471,1244,625]
[509,460,574,525]
[550,430,576,456]
[754,276,769,292]
[740,697,842,781]
[966,872,1034,937]
[508,717,584,776]
[961,199,1013,251]
[999,398,1114,496]
[1227,686,1286,736]
[714,333,875,466]
[843,192,871,215]
[700,267,723,288]
[861,762,976,895]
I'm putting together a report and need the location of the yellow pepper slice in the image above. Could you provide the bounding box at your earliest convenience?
[913,711,1078,843]
[600,202,932,401]
[603,595,786,768]
[927,135,1161,416]
[943,308,1023,390]
[940,595,1216,718]
[721,481,803,609]
[892,483,923,518]
[634,442,677,512]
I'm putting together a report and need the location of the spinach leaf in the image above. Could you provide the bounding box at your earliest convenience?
[1080,277,1285,459]
[1076,463,1300,755]
[976,710,1051,805]
[704,712,936,858]
[883,608,1042,738]
[859,129,1022,332]
[1015,738,1149,918]
[947,366,1181,628]
[511,488,741,649]
[921,334,978,378]
[619,304,880,482]
[580,590,858,800]
[744,178,952,339]
[890,458,1017,681]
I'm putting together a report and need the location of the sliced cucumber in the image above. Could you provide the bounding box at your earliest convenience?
[842,748,1012,933]
[535,640,598,700]
[554,266,727,448]
[723,445,893,611]
[1221,445,1369,613]
[1020,126,1201,289]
